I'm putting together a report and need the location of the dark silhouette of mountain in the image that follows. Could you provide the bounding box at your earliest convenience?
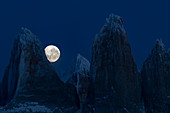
[63,54,90,113]
[0,14,169,113]
[141,39,170,113]
[0,28,79,112]
[90,14,143,113]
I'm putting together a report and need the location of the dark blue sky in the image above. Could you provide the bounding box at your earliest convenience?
[0,0,170,79]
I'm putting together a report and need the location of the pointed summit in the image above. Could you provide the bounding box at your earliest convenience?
[0,28,79,112]
[141,39,170,113]
[155,39,164,46]
[20,27,33,35]
[1,27,45,105]
[152,39,166,54]
[75,54,90,73]
[105,13,123,27]
[63,54,90,112]
[61,54,90,83]
[1,28,49,105]
[90,14,142,112]
[99,14,126,37]
[17,28,40,45]
[94,14,128,50]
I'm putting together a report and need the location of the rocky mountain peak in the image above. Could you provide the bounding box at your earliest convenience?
[141,39,170,113]
[152,39,166,54]
[90,14,142,112]
[61,54,90,83]
[75,54,90,73]
[64,54,90,112]
[99,13,126,37]
[105,13,123,27]
[14,28,44,59]
[17,28,39,45]
[0,28,79,112]
[1,28,50,105]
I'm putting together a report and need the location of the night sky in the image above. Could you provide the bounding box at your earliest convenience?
[0,0,170,80]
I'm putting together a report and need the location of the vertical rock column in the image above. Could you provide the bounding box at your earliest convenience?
[90,14,142,113]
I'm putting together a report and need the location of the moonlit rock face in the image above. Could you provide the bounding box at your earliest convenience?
[45,45,60,62]
[90,14,142,112]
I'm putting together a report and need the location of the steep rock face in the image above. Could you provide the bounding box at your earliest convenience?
[64,54,90,84]
[0,28,79,112]
[141,39,170,113]
[90,14,143,113]
[66,54,90,112]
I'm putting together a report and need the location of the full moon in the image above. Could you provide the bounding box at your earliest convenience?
[44,45,60,63]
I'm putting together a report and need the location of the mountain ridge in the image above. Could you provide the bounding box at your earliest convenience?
[0,14,169,113]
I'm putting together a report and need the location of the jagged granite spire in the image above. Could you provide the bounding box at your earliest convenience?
[90,14,143,113]
[62,54,90,83]
[64,54,90,112]
[0,28,79,112]
[141,39,170,113]
[152,39,166,54]
[75,54,90,73]
[1,27,45,105]
[101,14,126,35]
